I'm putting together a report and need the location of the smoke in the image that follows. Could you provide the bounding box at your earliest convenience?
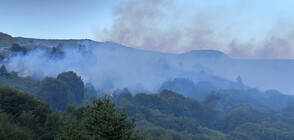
[5,43,196,93]
[5,40,247,94]
[3,0,294,96]
[4,38,294,95]
[228,21,294,59]
[95,0,227,54]
[95,0,294,59]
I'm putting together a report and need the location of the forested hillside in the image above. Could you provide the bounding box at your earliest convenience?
[1,67,294,139]
[2,0,294,139]
[0,86,136,140]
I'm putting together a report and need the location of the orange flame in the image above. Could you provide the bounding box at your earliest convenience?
[107,92,114,97]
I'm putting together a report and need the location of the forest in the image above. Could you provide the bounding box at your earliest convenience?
[1,65,294,140]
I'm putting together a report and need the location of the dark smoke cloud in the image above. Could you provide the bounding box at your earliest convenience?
[95,0,294,59]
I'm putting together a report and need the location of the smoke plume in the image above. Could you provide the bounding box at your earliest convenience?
[96,0,294,59]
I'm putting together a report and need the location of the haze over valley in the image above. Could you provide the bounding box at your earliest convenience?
[1,32,293,95]
[1,1,294,140]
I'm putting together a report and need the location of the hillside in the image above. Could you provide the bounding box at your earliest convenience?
[1,62,294,139]
[1,32,294,95]
[2,32,294,139]
[112,89,294,140]
[0,32,294,95]
[0,32,16,48]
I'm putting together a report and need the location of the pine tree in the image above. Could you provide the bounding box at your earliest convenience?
[83,97,137,140]
[62,116,88,140]
[62,105,88,140]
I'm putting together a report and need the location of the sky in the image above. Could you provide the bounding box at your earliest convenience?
[1,0,294,59]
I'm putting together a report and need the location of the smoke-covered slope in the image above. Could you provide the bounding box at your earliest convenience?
[0,32,293,94]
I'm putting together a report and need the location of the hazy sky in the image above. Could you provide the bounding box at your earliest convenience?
[0,0,120,39]
[1,0,294,58]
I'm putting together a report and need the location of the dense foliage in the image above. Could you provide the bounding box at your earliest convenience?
[0,86,60,139]
[111,89,294,140]
[0,68,86,111]
[0,65,39,94]
[57,71,84,105]
[0,86,136,140]
[37,77,73,111]
[2,69,294,139]
[83,97,136,139]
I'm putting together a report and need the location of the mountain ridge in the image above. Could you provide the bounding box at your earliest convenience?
[1,32,294,94]
[0,32,232,58]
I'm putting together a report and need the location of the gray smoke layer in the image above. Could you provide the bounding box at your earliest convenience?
[4,40,294,95]
[96,0,294,59]
[96,0,224,54]
[5,42,194,93]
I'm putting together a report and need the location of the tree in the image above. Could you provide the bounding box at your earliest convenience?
[0,65,10,77]
[51,44,64,58]
[85,83,97,98]
[0,54,5,60]
[83,97,136,140]
[0,86,51,120]
[11,43,22,51]
[57,71,84,105]
[11,43,27,54]
[37,77,73,111]
[0,86,60,139]
[236,75,243,85]
[61,104,88,140]
[0,111,33,140]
